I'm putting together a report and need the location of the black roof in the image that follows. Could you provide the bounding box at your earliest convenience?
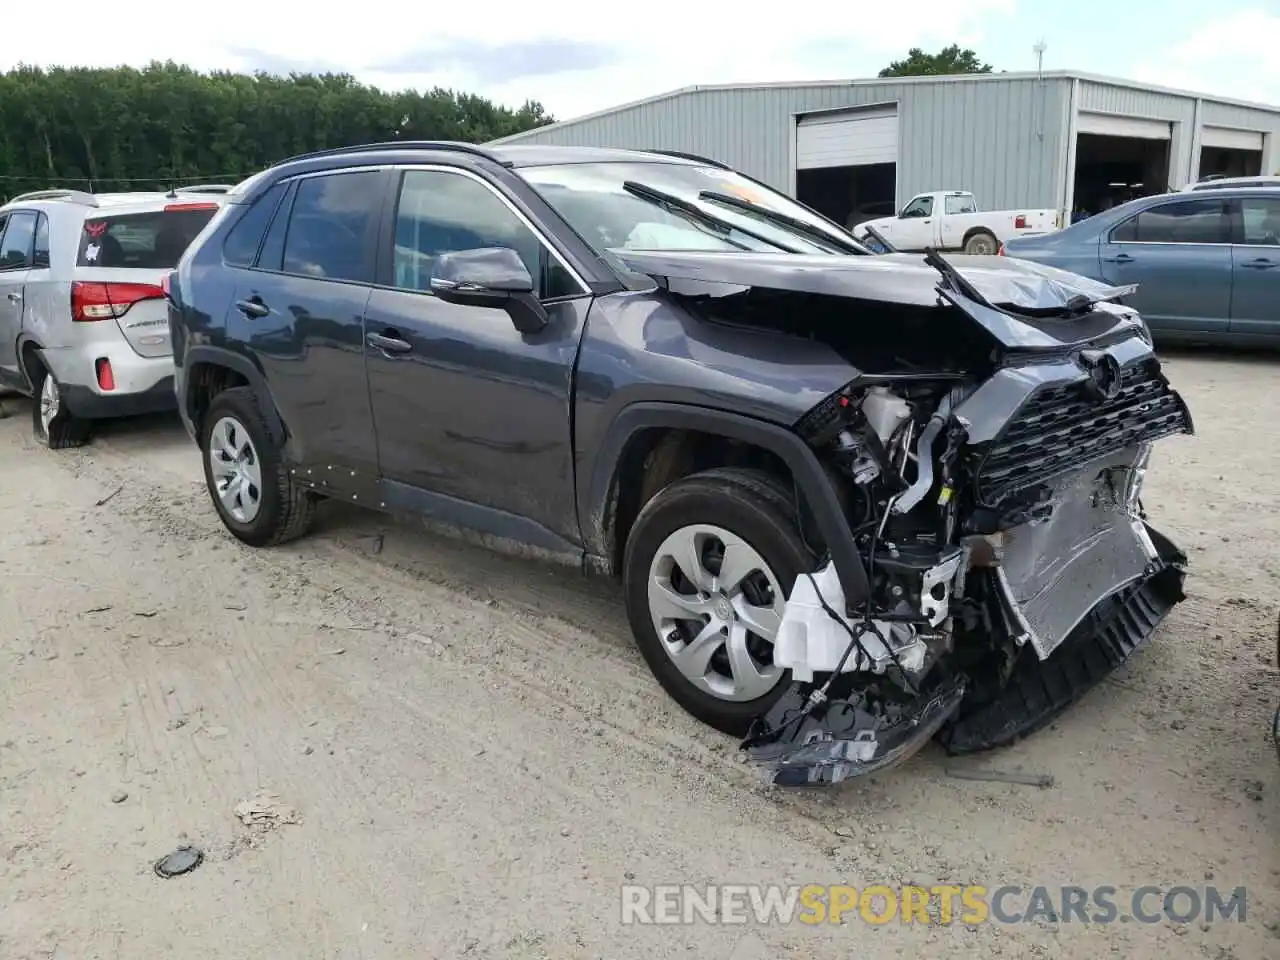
[279,140,712,170]
[489,144,709,168]
[233,141,723,206]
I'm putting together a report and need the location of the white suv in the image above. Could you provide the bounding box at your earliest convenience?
[0,186,228,447]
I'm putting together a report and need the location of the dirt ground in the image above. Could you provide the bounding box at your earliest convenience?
[0,352,1277,960]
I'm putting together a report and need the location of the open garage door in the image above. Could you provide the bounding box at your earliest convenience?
[1198,126,1264,181]
[795,106,898,230]
[1077,112,1172,141]
[1072,114,1172,221]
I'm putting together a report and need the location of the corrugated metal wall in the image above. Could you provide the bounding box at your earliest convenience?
[1078,80,1196,186]
[495,77,1072,210]
[1077,79,1280,184]
[496,75,1280,210]
[1201,101,1280,174]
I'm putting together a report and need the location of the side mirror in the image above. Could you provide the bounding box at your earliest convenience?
[430,247,548,334]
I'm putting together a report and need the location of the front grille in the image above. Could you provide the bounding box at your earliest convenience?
[974,360,1193,505]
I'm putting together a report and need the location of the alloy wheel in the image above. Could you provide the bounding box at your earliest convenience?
[208,416,263,523]
[39,373,59,436]
[646,523,786,702]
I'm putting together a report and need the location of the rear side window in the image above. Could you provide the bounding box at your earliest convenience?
[1240,196,1280,245]
[1110,199,1230,244]
[77,206,219,269]
[280,171,383,283]
[944,194,977,215]
[223,182,287,267]
[33,214,50,268]
[0,211,37,269]
[257,182,296,272]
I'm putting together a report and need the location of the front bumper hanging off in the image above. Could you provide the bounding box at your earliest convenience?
[740,523,1187,787]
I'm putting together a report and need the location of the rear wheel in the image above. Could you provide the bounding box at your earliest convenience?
[622,468,815,735]
[963,230,998,255]
[29,361,92,449]
[200,386,316,547]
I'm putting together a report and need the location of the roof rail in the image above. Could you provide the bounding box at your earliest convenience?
[645,149,731,170]
[278,140,504,166]
[8,188,100,207]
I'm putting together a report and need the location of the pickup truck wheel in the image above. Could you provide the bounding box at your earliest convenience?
[200,386,316,547]
[963,230,998,255]
[623,467,813,735]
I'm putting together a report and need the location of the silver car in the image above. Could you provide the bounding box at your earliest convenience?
[0,187,227,447]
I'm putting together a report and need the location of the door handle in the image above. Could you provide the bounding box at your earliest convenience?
[235,297,270,319]
[1241,257,1278,269]
[6,292,21,303]
[367,331,413,355]
[1103,253,1134,264]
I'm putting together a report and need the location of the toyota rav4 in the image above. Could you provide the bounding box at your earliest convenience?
[167,143,1193,785]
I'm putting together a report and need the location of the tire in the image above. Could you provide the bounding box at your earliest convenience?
[963,231,998,255]
[622,467,816,735]
[200,385,316,547]
[29,360,92,450]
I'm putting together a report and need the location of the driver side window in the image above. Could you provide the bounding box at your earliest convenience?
[902,196,933,218]
[393,170,580,299]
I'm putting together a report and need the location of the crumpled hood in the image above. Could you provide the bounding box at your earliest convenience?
[609,249,1146,350]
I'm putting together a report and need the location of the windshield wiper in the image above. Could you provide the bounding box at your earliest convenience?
[923,247,999,310]
[860,223,897,254]
[621,181,804,253]
[698,190,869,255]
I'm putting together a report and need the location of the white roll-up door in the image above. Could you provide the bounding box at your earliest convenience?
[796,106,899,170]
[1201,126,1264,151]
[1077,112,1172,140]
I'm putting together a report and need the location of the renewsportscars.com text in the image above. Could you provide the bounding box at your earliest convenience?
[619,884,1247,926]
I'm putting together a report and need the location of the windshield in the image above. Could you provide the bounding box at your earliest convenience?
[519,161,859,256]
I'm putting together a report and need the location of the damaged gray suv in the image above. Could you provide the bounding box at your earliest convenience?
[167,143,1193,785]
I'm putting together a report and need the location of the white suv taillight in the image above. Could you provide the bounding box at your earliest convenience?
[71,281,165,322]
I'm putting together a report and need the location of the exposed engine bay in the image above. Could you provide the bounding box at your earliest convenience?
[611,246,1195,787]
[743,347,1192,785]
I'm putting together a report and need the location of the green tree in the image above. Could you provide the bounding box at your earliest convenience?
[0,62,554,199]
[878,45,994,78]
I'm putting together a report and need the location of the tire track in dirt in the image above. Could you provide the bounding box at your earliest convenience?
[55,424,935,942]
[74,421,942,900]
[5,378,1278,960]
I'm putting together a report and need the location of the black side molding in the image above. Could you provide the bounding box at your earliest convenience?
[179,345,287,448]
[583,401,870,604]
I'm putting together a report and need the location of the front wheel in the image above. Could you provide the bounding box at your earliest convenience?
[200,386,316,547]
[622,468,816,735]
[963,231,998,255]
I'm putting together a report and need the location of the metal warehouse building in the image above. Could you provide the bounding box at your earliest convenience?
[490,71,1280,227]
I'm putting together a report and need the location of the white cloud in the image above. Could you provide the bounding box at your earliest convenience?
[2,0,1016,118]
[1133,9,1280,107]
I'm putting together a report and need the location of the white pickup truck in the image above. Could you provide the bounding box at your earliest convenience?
[853,190,1061,255]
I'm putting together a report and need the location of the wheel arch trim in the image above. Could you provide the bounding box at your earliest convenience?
[181,346,287,447]
[582,401,870,604]
[15,334,45,392]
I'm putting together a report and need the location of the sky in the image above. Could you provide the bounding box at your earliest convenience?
[4,1,1279,122]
